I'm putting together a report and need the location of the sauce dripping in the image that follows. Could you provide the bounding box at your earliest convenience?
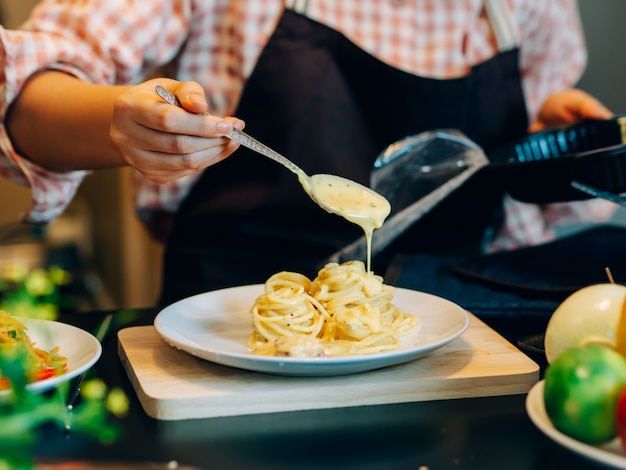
[299,173,391,272]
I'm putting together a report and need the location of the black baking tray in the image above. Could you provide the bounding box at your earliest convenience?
[487,115,626,203]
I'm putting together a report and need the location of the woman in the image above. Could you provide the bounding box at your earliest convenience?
[0,0,615,305]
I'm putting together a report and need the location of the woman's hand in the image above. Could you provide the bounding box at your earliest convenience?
[110,79,244,184]
[530,89,613,133]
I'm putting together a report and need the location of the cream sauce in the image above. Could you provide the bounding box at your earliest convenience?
[298,173,391,272]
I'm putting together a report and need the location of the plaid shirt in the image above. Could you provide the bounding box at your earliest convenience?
[0,0,615,249]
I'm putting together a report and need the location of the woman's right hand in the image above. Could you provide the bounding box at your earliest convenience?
[110,79,244,184]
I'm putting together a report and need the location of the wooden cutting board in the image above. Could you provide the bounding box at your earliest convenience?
[118,313,539,421]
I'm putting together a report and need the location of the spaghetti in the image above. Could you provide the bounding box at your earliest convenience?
[0,311,68,389]
[249,261,420,357]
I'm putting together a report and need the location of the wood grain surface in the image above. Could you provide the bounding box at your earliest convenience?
[118,314,539,421]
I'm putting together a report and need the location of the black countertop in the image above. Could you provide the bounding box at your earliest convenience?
[22,307,617,470]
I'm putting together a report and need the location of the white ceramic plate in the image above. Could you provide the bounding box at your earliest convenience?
[154,285,470,377]
[526,380,626,469]
[2,317,102,393]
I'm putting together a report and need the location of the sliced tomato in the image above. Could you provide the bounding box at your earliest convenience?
[33,368,57,381]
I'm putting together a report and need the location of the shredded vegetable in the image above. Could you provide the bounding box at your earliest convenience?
[0,311,67,389]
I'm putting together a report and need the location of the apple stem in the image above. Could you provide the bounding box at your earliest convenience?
[606,267,615,284]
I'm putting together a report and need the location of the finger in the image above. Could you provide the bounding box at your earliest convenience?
[564,89,612,121]
[139,122,233,155]
[151,81,245,133]
[528,121,546,133]
[126,142,234,184]
[578,97,613,120]
[150,101,232,136]
[171,81,211,115]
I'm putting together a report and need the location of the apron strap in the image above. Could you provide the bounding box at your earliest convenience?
[285,0,310,14]
[484,0,519,52]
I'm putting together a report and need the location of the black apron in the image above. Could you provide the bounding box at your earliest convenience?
[159,8,528,305]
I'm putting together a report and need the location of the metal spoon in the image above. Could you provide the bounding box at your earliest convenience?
[156,85,304,176]
[154,85,390,230]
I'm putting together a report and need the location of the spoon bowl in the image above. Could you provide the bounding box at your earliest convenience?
[301,173,390,229]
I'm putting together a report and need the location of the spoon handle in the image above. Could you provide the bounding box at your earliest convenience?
[225,127,302,176]
[155,85,302,176]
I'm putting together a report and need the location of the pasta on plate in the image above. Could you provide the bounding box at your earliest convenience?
[249,261,420,357]
[0,311,67,389]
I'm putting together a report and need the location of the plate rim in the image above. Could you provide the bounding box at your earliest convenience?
[154,285,470,376]
[526,380,626,469]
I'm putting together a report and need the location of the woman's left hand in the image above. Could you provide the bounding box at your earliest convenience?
[530,89,613,133]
